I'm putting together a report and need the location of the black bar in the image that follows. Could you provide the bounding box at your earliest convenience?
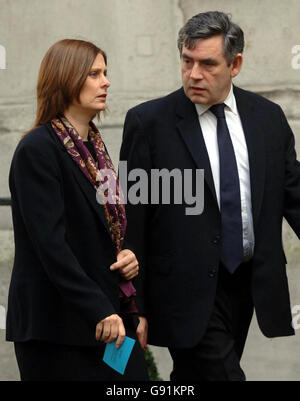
[0,198,11,206]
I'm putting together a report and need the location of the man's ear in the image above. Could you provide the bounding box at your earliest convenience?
[230,53,243,78]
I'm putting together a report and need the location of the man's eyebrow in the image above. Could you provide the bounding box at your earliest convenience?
[201,58,218,64]
[181,53,217,64]
[181,52,193,59]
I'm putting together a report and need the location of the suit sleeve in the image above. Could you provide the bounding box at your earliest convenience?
[119,109,152,315]
[281,107,300,237]
[11,138,116,328]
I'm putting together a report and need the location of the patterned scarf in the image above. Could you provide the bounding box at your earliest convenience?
[51,116,137,313]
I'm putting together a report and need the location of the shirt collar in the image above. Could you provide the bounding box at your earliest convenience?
[195,85,238,117]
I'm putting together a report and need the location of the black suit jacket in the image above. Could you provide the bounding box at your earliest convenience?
[6,123,122,346]
[120,86,300,348]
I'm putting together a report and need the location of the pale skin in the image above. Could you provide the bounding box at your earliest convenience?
[138,35,243,350]
[64,53,110,140]
[64,53,143,349]
[181,34,243,106]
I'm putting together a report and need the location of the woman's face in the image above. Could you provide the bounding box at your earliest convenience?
[77,53,110,115]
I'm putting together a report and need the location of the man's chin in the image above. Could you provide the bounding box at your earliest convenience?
[188,94,210,105]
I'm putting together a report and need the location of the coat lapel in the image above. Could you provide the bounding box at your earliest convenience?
[175,89,218,205]
[174,87,266,227]
[234,86,266,228]
[46,123,112,237]
[70,164,112,237]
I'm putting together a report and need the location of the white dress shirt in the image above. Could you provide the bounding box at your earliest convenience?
[195,85,255,259]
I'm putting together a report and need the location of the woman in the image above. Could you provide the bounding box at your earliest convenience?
[6,39,149,381]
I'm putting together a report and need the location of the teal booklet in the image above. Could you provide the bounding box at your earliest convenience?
[103,336,136,375]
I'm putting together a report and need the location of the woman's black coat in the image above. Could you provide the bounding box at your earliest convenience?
[6,123,122,346]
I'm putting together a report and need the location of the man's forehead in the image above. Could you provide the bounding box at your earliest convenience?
[183,35,224,52]
[182,37,225,61]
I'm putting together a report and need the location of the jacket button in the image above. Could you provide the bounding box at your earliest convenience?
[209,268,217,278]
[212,235,221,244]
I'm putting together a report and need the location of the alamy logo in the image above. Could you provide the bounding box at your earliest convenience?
[0,45,6,70]
[0,305,6,330]
[291,45,300,70]
[292,305,300,330]
[95,162,205,216]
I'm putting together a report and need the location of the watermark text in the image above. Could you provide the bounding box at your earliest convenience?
[292,304,300,330]
[96,162,205,216]
[0,305,6,330]
[0,45,6,70]
[292,45,300,70]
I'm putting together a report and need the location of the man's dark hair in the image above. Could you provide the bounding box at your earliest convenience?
[178,11,244,65]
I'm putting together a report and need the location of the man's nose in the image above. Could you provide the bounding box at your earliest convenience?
[190,64,204,80]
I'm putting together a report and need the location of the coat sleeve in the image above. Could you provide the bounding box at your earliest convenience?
[281,107,300,238]
[10,134,116,328]
[119,108,152,316]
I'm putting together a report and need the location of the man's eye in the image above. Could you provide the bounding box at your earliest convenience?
[183,59,192,66]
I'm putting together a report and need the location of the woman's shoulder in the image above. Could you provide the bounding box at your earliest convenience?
[11,123,63,170]
[16,123,61,156]
[20,123,57,148]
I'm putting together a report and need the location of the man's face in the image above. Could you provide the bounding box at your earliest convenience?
[181,35,242,106]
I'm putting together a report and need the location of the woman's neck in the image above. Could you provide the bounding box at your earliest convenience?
[64,107,93,141]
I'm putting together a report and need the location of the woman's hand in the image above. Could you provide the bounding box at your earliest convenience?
[136,316,148,351]
[110,249,139,280]
[95,314,125,348]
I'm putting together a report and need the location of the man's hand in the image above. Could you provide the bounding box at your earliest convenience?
[136,316,148,351]
[110,249,139,280]
[95,314,125,348]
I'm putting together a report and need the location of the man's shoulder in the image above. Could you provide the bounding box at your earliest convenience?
[127,87,184,118]
[234,86,281,110]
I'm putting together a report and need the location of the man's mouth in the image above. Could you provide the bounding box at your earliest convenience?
[190,87,206,92]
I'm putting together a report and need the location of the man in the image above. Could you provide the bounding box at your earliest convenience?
[120,11,300,381]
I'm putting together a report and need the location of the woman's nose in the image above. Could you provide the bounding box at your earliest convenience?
[102,76,110,88]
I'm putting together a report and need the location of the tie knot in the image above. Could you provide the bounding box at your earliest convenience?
[210,103,226,119]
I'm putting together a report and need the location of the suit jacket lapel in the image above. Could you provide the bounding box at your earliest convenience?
[70,165,112,237]
[175,89,218,205]
[234,86,266,228]
[46,123,112,237]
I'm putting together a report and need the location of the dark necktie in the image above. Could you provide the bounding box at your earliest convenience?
[210,103,243,273]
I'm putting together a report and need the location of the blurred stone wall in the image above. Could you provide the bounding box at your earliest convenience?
[0,0,300,381]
